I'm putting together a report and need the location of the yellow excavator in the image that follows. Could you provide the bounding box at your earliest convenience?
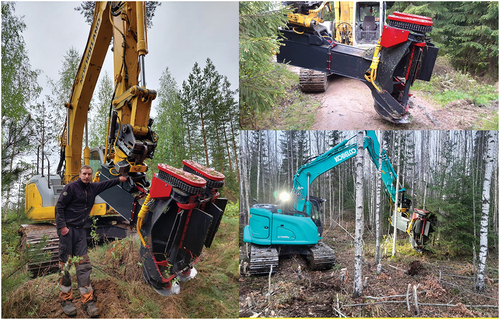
[280,1,438,123]
[23,1,227,296]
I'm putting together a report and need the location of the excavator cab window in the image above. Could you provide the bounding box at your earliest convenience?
[309,196,326,236]
[356,2,381,44]
[89,148,104,180]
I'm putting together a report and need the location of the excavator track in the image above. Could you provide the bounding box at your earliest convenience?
[19,224,59,276]
[306,241,335,270]
[299,69,328,92]
[249,244,279,275]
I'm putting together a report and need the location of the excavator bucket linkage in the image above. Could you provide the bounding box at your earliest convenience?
[277,11,438,123]
[138,161,227,296]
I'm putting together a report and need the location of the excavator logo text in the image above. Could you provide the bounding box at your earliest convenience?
[80,17,100,85]
[334,149,356,162]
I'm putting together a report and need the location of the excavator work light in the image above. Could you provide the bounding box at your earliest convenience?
[279,192,291,202]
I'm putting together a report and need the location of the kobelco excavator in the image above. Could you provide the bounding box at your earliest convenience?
[278,1,439,124]
[243,131,434,274]
[23,2,227,296]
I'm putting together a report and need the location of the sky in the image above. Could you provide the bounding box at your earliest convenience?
[14,1,239,113]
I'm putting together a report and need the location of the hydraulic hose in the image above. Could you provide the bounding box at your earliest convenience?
[364,39,382,92]
[136,193,153,247]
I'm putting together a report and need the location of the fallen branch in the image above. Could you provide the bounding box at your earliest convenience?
[416,102,441,125]
[388,264,406,273]
[419,303,498,309]
[331,220,355,241]
[333,307,346,318]
[342,301,407,307]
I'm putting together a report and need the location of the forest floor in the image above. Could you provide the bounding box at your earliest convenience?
[308,74,498,131]
[239,215,499,318]
[2,216,239,319]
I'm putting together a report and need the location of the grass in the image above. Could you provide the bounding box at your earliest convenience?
[2,211,239,318]
[412,55,498,129]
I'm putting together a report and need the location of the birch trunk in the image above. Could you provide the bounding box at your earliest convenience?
[392,133,401,256]
[353,131,364,297]
[374,130,383,264]
[476,131,497,291]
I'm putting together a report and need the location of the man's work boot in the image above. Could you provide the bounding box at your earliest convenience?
[84,301,100,318]
[61,300,77,317]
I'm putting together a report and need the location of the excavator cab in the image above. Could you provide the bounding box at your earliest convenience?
[354,2,384,46]
[309,196,326,237]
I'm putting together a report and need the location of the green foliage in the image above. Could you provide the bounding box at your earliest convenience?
[389,2,499,80]
[1,2,41,204]
[1,210,48,307]
[89,71,113,148]
[75,1,162,28]
[153,67,188,169]
[1,2,41,120]
[224,201,239,219]
[413,57,498,107]
[239,2,297,123]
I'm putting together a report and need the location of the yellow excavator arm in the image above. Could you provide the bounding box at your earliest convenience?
[59,1,156,185]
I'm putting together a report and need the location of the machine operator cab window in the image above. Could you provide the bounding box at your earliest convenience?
[309,196,326,237]
[356,2,382,44]
[89,147,105,180]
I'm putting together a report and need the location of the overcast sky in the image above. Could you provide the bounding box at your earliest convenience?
[15,1,239,114]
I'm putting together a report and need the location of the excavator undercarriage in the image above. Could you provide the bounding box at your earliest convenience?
[248,242,335,275]
[277,4,439,123]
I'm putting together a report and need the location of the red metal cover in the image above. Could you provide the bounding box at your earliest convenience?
[413,208,430,215]
[157,163,207,187]
[388,14,433,27]
[393,11,432,22]
[380,25,409,48]
[182,159,225,181]
[149,174,173,199]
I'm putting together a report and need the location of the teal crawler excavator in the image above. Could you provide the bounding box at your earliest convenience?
[243,131,434,274]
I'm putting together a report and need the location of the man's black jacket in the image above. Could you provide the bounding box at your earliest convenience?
[55,178,120,230]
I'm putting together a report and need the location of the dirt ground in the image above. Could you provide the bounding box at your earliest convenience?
[287,66,497,130]
[239,217,499,318]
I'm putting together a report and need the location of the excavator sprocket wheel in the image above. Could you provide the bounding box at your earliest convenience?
[306,242,335,270]
[299,69,328,93]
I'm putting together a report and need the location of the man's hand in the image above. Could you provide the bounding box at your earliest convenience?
[119,175,127,182]
[61,226,69,236]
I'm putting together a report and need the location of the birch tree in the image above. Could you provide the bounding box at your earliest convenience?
[353,131,364,298]
[374,130,383,264]
[475,131,497,292]
[392,132,401,256]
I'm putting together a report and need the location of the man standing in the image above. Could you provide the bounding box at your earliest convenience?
[55,165,126,317]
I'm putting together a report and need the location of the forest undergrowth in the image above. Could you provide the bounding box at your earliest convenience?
[2,203,239,318]
[412,55,498,130]
[239,213,499,318]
